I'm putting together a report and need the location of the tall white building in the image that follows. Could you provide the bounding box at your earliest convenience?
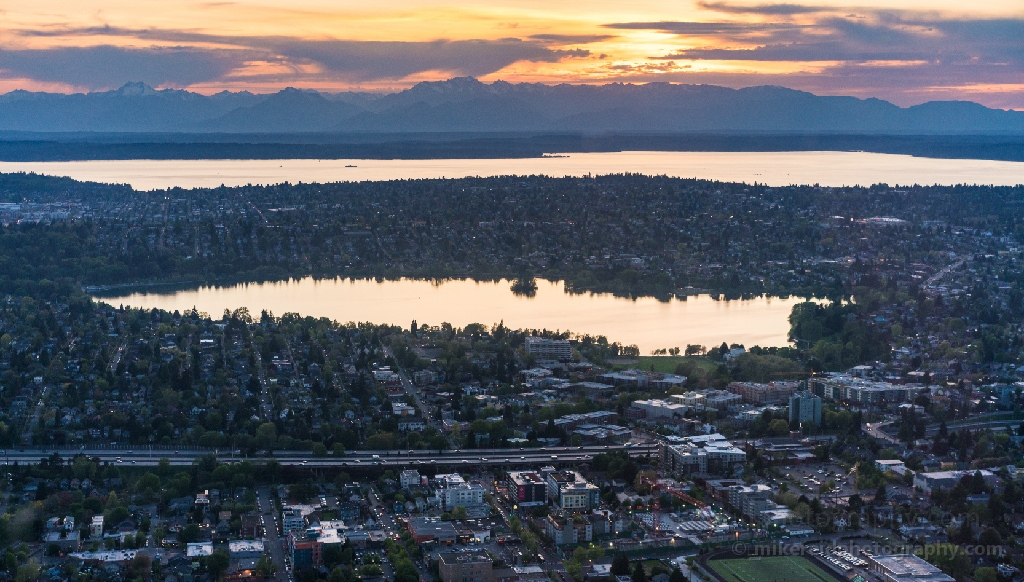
[789,391,822,425]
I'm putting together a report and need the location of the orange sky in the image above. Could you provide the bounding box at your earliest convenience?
[1,0,1023,107]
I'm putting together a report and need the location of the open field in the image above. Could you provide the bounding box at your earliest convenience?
[630,356,718,374]
[708,556,837,582]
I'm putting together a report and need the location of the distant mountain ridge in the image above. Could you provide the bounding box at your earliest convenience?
[1,78,1022,134]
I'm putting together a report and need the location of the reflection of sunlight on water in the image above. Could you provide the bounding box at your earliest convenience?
[98,277,816,353]
[4,151,1024,190]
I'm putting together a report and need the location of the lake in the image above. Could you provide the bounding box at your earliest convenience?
[4,150,1024,190]
[98,278,809,354]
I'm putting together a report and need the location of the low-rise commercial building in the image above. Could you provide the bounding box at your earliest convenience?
[669,391,741,411]
[820,374,912,405]
[875,460,908,475]
[544,512,593,545]
[43,530,81,552]
[728,381,800,405]
[913,470,997,494]
[439,550,494,582]
[662,434,746,475]
[867,554,955,582]
[408,517,458,544]
[629,399,688,420]
[436,482,486,510]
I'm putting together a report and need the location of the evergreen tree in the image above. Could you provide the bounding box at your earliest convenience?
[632,561,648,582]
[611,555,631,576]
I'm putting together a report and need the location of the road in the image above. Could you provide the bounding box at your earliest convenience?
[380,345,443,434]
[863,422,900,444]
[257,486,291,582]
[0,443,660,467]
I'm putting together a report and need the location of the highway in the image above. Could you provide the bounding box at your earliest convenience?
[0,443,659,468]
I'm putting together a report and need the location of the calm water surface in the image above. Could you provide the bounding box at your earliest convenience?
[99,278,807,353]
[5,151,1023,190]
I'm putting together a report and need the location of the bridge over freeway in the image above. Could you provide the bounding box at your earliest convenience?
[0,443,660,468]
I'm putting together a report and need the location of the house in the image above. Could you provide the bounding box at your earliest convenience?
[240,513,261,539]
[398,418,426,431]
[400,470,421,489]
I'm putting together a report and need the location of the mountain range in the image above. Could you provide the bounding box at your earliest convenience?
[1,77,1022,134]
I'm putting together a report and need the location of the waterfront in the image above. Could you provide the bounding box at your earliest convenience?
[98,277,809,353]
[4,150,1023,190]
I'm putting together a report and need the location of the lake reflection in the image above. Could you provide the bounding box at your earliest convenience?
[5,150,1024,190]
[98,277,807,353]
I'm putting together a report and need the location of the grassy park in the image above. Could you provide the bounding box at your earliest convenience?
[708,556,837,582]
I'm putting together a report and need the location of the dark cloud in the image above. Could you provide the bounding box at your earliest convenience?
[697,2,832,15]
[265,38,570,80]
[2,29,577,88]
[604,21,803,34]
[0,45,243,87]
[528,33,616,43]
[615,12,1024,80]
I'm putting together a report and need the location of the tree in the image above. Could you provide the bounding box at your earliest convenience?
[290,480,317,503]
[255,556,278,577]
[917,543,971,580]
[206,550,230,580]
[15,561,40,582]
[255,423,277,450]
[452,506,468,520]
[566,560,583,582]
[137,472,161,493]
[978,527,1002,549]
[359,565,382,577]
[670,569,686,582]
[974,567,997,582]
[126,554,152,582]
[312,443,328,457]
[768,419,791,437]
[955,518,973,544]
[611,554,631,576]
[632,561,648,582]
[179,524,201,544]
[848,494,864,512]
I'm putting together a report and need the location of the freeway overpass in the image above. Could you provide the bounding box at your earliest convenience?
[0,443,660,468]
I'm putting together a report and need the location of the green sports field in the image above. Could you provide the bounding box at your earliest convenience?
[709,556,837,582]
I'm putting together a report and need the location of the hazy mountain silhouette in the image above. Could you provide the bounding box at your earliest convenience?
[1,78,1022,134]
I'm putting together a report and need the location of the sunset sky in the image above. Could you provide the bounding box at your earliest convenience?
[2,0,1023,107]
